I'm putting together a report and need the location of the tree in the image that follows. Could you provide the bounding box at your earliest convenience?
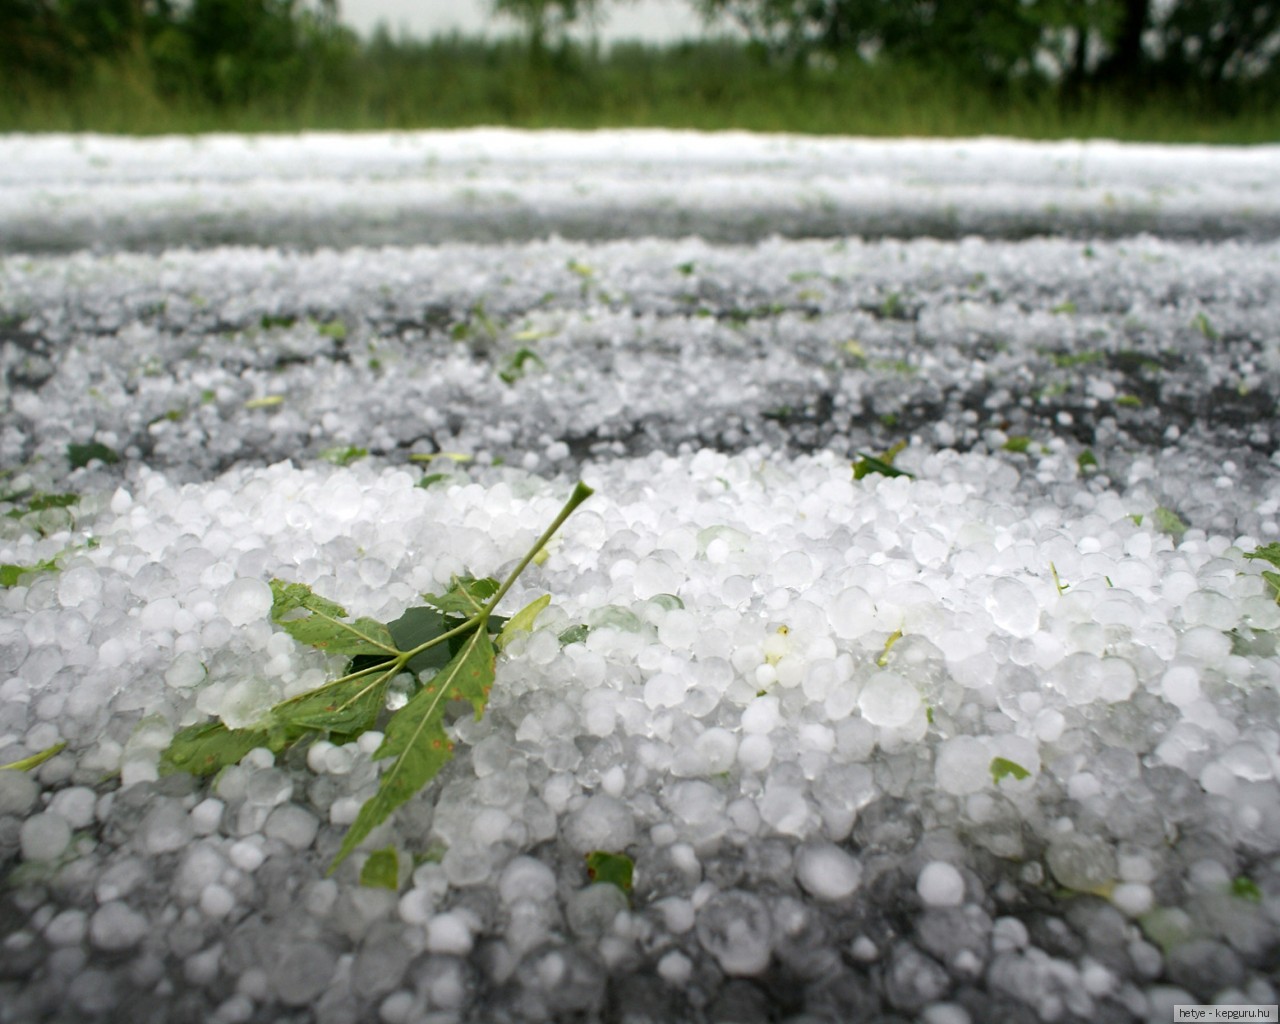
[691,0,1280,96]
[491,0,607,55]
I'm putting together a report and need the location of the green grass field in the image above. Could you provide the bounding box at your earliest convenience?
[3,35,1277,143]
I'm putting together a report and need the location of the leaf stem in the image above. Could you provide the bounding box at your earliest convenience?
[485,481,594,616]
[393,483,592,667]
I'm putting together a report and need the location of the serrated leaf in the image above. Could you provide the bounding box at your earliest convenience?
[276,667,396,736]
[1244,543,1280,571]
[423,575,499,616]
[269,579,399,657]
[160,721,274,777]
[990,756,1031,783]
[329,627,495,872]
[585,850,634,894]
[1261,570,1280,601]
[496,594,550,651]
[360,847,401,890]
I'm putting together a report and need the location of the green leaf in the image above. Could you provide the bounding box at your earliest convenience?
[496,594,551,651]
[1152,507,1187,538]
[16,493,79,514]
[853,441,914,480]
[423,576,499,617]
[0,558,58,587]
[360,847,401,890]
[275,668,396,737]
[558,624,591,646]
[160,721,274,777]
[330,627,495,872]
[990,757,1031,783]
[319,445,368,466]
[498,347,546,385]
[270,580,399,657]
[585,850,634,894]
[1230,876,1262,903]
[1002,436,1032,454]
[0,740,67,772]
[1191,311,1220,341]
[1261,570,1280,601]
[67,441,120,469]
[1244,543,1280,571]
[1077,449,1098,472]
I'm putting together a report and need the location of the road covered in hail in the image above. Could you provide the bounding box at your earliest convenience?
[1,130,1279,1024]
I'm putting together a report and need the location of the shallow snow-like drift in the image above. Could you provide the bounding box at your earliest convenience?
[2,446,1279,1022]
[3,131,1280,251]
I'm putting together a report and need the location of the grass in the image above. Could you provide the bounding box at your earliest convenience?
[2,36,1278,143]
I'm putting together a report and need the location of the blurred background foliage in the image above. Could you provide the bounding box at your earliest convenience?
[1,0,1277,138]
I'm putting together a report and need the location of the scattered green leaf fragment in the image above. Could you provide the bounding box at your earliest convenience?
[1050,562,1069,595]
[270,580,399,657]
[360,847,401,890]
[854,441,913,481]
[0,558,59,587]
[567,259,594,278]
[68,442,120,469]
[417,473,450,489]
[1051,350,1102,368]
[559,624,591,646]
[410,451,471,464]
[200,389,217,404]
[245,396,285,409]
[676,261,696,276]
[0,740,67,772]
[1077,449,1098,472]
[650,593,684,612]
[496,594,551,651]
[260,314,297,330]
[1191,312,1220,341]
[513,326,555,342]
[1051,300,1078,314]
[1003,436,1032,454]
[585,851,634,894]
[316,319,348,340]
[1129,513,1144,527]
[331,626,495,872]
[1230,876,1262,903]
[319,445,368,467]
[1152,507,1187,538]
[877,628,903,668]
[5,492,78,518]
[990,757,1031,783]
[499,348,546,384]
[1115,394,1143,408]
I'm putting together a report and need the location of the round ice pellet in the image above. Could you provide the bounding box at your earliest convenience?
[20,811,71,861]
[858,672,920,728]
[917,861,966,907]
[218,578,273,628]
[795,842,862,901]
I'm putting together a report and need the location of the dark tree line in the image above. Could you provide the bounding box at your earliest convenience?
[1,0,355,104]
[693,0,1280,100]
[3,0,1277,108]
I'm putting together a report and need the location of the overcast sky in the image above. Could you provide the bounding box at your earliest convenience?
[339,0,714,42]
